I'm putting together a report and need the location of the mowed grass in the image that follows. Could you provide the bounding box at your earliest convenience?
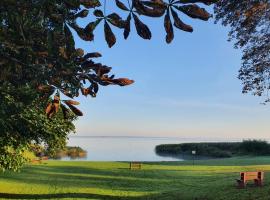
[1,157,270,199]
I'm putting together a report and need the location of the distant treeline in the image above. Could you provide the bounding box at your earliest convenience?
[155,140,270,158]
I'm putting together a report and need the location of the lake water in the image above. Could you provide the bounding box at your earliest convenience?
[65,136,242,161]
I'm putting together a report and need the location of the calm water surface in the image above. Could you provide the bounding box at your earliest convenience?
[65,136,242,161]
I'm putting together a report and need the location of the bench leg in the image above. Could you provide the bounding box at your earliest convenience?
[254,179,263,187]
[237,181,246,189]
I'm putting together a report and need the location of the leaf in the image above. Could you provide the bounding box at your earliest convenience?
[63,100,80,105]
[132,14,152,40]
[142,0,167,10]
[45,102,53,114]
[175,4,211,21]
[53,94,60,113]
[124,14,131,39]
[133,0,166,17]
[93,9,104,17]
[65,103,83,116]
[48,105,56,118]
[173,0,218,5]
[84,52,102,59]
[104,21,116,48]
[74,9,89,18]
[164,9,174,43]
[80,0,101,8]
[112,78,135,86]
[84,19,102,40]
[46,102,55,118]
[70,23,94,41]
[171,8,193,32]
[107,13,126,28]
[115,0,129,11]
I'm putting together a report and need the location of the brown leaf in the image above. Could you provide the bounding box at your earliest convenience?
[164,9,174,43]
[46,102,55,118]
[112,78,135,86]
[65,103,83,116]
[133,0,166,17]
[115,0,129,11]
[45,102,53,114]
[124,14,131,39]
[64,100,80,105]
[75,9,89,18]
[48,105,56,118]
[84,19,102,33]
[171,8,193,32]
[104,21,116,48]
[132,14,152,40]
[93,9,104,17]
[173,0,218,5]
[80,0,101,8]
[107,13,126,28]
[175,4,211,21]
[71,23,94,41]
[53,95,60,113]
[84,52,102,59]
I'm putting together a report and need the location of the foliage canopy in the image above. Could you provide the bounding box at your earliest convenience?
[214,1,270,101]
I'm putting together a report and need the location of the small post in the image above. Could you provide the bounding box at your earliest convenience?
[192,150,196,166]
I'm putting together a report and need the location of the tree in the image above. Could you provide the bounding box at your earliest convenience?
[214,1,270,102]
[0,0,216,171]
[0,84,76,171]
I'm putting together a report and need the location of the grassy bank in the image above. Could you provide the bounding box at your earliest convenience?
[1,157,270,199]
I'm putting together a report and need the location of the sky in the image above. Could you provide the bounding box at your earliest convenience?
[72,3,270,139]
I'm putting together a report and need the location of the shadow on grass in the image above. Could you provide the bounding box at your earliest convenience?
[0,165,175,193]
[0,192,140,200]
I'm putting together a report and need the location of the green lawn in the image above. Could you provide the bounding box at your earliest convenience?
[1,157,270,199]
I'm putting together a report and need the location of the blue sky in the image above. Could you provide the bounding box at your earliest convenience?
[72,3,270,139]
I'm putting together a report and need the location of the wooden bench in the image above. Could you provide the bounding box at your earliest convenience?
[129,162,142,170]
[236,171,264,188]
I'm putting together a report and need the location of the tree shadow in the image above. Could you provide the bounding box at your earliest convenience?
[0,192,140,200]
[0,165,171,193]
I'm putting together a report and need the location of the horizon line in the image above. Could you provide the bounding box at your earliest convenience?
[68,135,270,141]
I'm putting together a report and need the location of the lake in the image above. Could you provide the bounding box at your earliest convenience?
[65,136,242,161]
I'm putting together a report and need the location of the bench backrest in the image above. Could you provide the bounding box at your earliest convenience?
[240,171,264,181]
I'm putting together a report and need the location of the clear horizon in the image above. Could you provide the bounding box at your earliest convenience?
[72,3,270,139]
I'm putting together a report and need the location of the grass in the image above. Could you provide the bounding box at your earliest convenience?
[1,157,270,199]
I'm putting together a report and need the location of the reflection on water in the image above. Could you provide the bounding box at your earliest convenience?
[65,136,241,161]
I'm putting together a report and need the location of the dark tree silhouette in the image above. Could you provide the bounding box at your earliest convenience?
[215,1,270,102]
